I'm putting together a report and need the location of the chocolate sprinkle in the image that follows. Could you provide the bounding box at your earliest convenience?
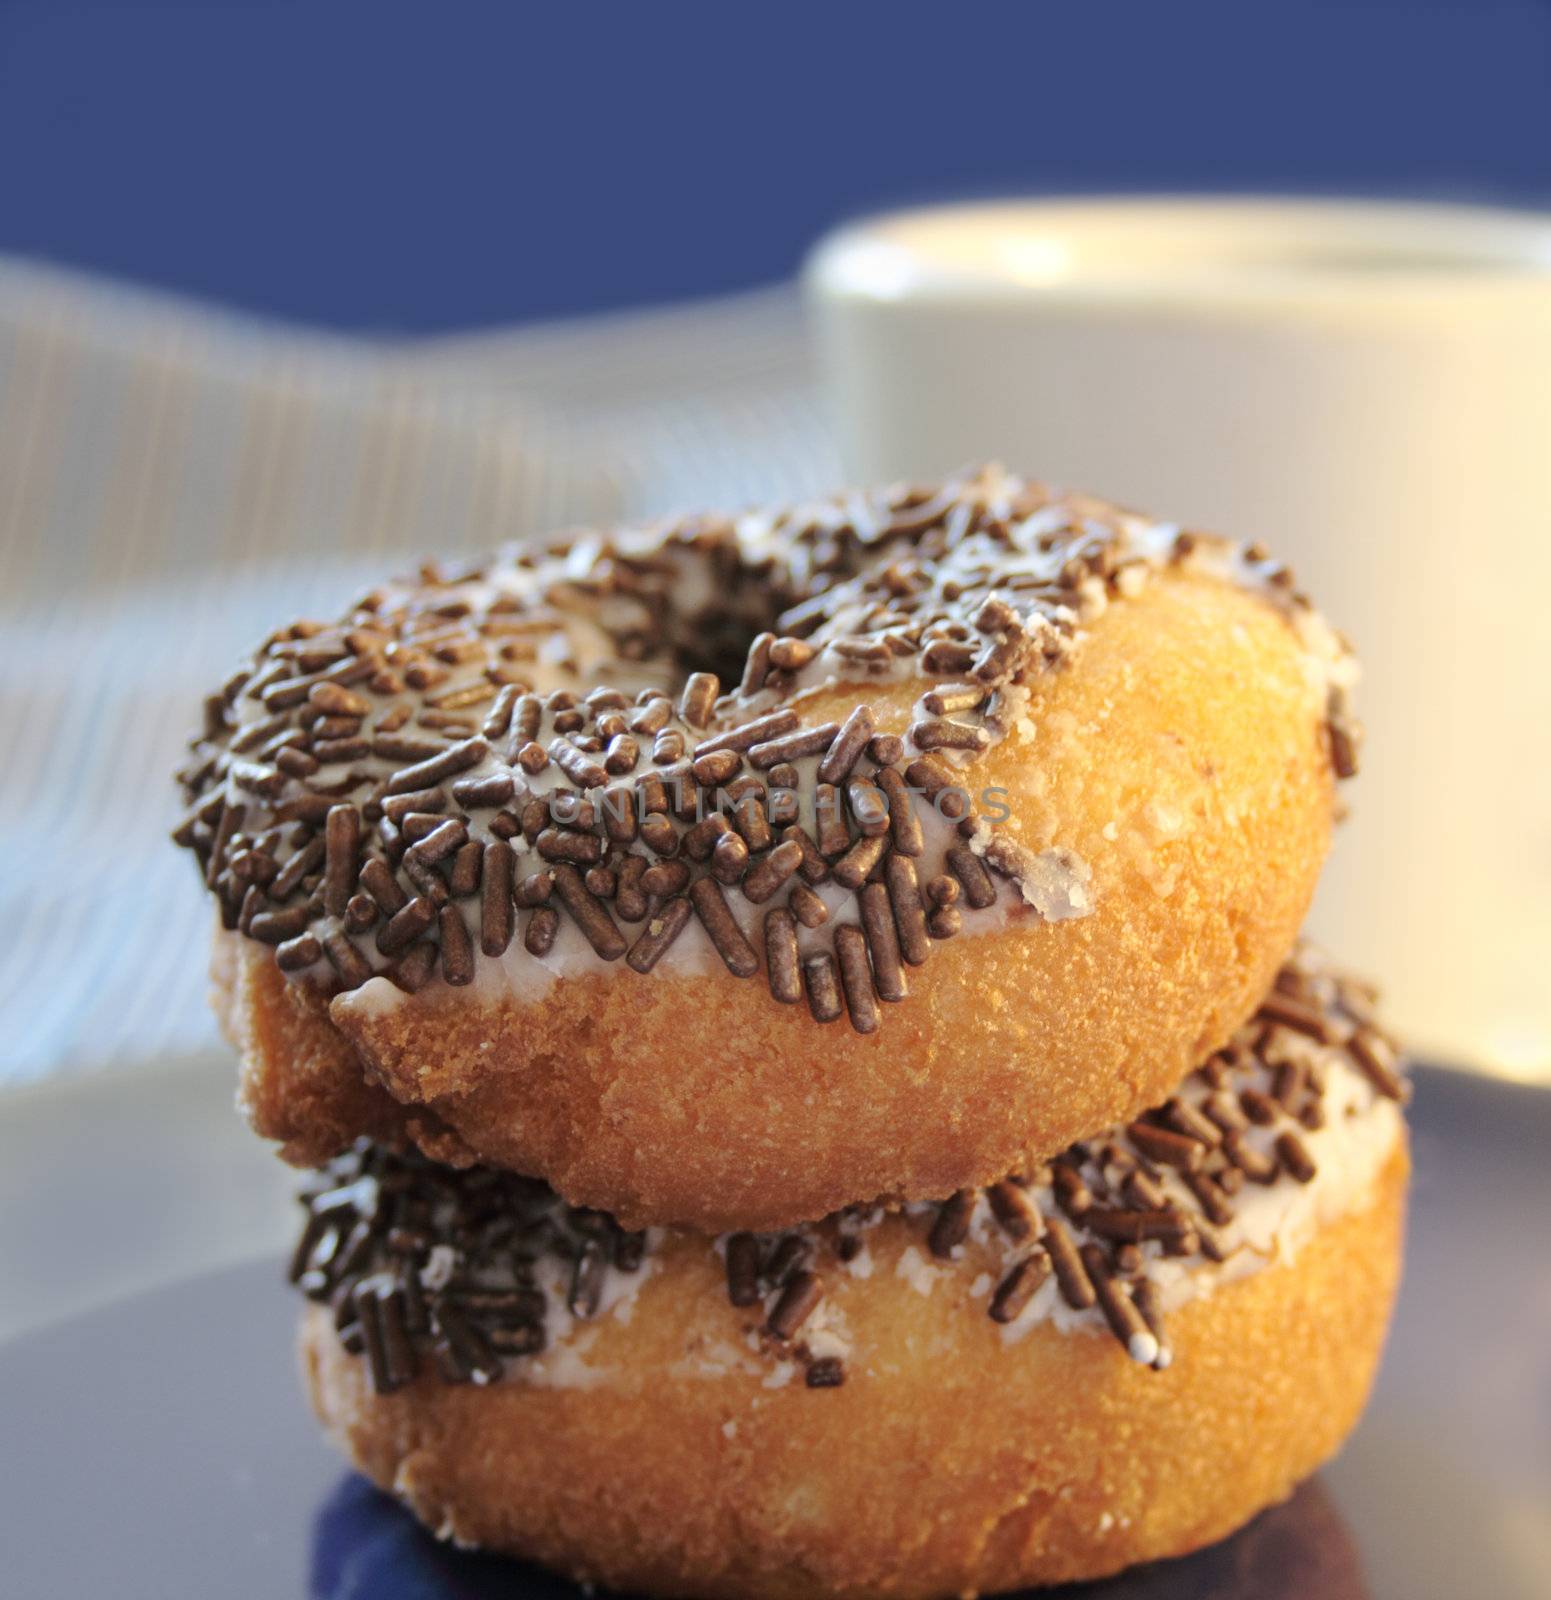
[884,854,930,967]
[987,1179,1041,1242]
[377,896,436,957]
[763,908,802,1004]
[725,1233,763,1307]
[833,924,879,1034]
[816,705,876,786]
[875,766,925,858]
[929,1190,975,1258]
[689,878,759,977]
[1044,1218,1097,1309]
[524,905,559,956]
[479,841,515,956]
[803,952,844,1023]
[766,1270,823,1340]
[437,905,474,986]
[788,882,829,929]
[323,805,361,918]
[741,838,802,905]
[552,863,627,960]
[858,882,908,1002]
[805,1356,846,1389]
[276,932,322,971]
[625,896,692,974]
[710,825,745,889]
[945,844,997,910]
[322,929,371,989]
[990,1250,1051,1324]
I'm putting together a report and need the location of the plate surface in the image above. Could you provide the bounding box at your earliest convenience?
[1,1067,1546,1600]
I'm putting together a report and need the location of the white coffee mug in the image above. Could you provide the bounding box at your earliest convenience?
[806,197,1551,1079]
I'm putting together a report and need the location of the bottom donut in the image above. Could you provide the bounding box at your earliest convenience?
[293,954,1409,1599]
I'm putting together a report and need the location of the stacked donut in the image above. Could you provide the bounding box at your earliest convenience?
[174,466,1408,1598]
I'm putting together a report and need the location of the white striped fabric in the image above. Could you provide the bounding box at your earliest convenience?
[405,285,840,511]
[0,262,836,1084]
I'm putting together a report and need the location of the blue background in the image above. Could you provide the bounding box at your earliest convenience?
[1,1,1548,332]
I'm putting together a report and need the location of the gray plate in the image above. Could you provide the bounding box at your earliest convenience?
[1,1066,1546,1600]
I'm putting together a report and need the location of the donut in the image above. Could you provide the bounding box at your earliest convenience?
[176,465,1360,1230]
[293,949,1408,1599]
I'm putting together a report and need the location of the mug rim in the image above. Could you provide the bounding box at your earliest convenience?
[806,195,1551,311]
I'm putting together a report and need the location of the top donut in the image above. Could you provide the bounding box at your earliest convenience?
[180,466,1359,1232]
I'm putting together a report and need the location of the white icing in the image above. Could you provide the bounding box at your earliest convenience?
[418,1242,457,1291]
[798,1298,852,1364]
[894,1245,944,1298]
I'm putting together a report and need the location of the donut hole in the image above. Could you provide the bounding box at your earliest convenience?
[673,612,768,690]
